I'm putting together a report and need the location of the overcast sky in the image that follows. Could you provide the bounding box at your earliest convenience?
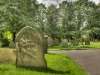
[37,0,100,6]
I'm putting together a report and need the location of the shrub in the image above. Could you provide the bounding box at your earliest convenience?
[0,38,9,47]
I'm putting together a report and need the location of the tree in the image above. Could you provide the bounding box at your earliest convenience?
[59,1,76,39]
[35,3,47,36]
[46,4,59,39]
[83,1,100,40]
[0,0,38,42]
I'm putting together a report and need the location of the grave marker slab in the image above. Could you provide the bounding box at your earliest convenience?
[62,39,68,48]
[15,26,47,68]
[80,39,83,45]
[47,37,54,47]
[9,41,15,48]
[71,40,79,46]
[54,38,59,46]
[85,38,90,45]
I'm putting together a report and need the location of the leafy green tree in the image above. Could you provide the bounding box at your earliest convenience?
[0,0,38,42]
[35,3,47,36]
[83,1,100,40]
[46,4,59,39]
[59,1,76,39]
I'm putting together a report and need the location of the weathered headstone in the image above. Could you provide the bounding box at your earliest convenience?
[71,39,79,46]
[85,38,90,45]
[54,38,59,46]
[95,39,99,42]
[0,48,16,64]
[80,38,83,45]
[15,26,47,68]
[9,41,15,48]
[47,37,54,47]
[0,42,2,47]
[62,39,68,48]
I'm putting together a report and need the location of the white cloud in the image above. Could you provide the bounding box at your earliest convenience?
[89,0,100,4]
[37,0,100,6]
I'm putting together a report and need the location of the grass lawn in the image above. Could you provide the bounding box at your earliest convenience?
[48,42,100,50]
[0,53,89,75]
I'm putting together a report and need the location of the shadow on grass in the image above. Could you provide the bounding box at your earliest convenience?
[0,62,70,74]
[26,67,71,74]
[59,45,96,50]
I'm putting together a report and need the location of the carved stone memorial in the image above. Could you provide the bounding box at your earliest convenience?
[47,37,54,47]
[85,38,90,45]
[15,26,47,68]
[54,38,59,46]
[62,39,68,48]
[9,41,15,48]
[80,39,83,45]
[73,39,79,46]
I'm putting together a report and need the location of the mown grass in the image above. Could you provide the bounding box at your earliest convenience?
[48,42,100,50]
[0,53,89,75]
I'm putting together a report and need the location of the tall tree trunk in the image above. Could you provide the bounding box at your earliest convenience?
[12,32,16,43]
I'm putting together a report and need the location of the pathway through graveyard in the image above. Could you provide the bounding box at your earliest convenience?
[49,50,100,75]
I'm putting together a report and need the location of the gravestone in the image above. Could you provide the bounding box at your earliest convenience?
[9,41,15,48]
[85,38,90,45]
[80,39,83,45]
[95,39,99,42]
[15,26,47,68]
[71,40,74,45]
[54,38,59,46]
[47,37,54,47]
[0,42,2,47]
[62,39,68,48]
[0,49,16,64]
[71,40,79,46]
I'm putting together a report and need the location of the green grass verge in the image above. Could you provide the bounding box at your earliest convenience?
[48,42,100,50]
[0,53,89,75]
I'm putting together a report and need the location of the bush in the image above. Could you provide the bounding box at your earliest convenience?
[0,38,9,47]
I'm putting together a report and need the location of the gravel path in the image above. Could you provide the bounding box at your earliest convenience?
[49,50,100,75]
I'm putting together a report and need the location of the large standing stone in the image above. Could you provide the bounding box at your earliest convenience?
[54,38,59,46]
[9,41,15,48]
[62,39,68,48]
[47,37,54,47]
[15,26,47,68]
[85,38,90,45]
